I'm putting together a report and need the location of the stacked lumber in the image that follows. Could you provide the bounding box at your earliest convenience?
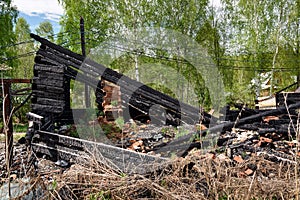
[31,55,71,130]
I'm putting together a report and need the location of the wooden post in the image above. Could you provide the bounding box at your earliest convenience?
[1,79,30,168]
[3,82,13,168]
[80,17,90,108]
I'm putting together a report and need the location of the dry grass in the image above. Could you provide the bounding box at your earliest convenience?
[41,150,300,200]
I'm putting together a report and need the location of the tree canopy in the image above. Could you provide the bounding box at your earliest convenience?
[35,20,55,42]
[0,0,18,71]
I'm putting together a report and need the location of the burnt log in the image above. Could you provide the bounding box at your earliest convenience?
[31,104,64,114]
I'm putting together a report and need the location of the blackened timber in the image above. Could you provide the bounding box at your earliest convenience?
[37,71,65,81]
[31,33,84,62]
[37,48,99,77]
[36,84,65,94]
[33,130,168,174]
[42,44,83,66]
[30,33,202,124]
[33,77,65,87]
[34,64,65,73]
[36,98,65,107]
[32,90,66,100]
[31,143,85,163]
[32,104,64,113]
[121,91,183,125]
[276,92,300,106]
[36,49,84,73]
[208,101,300,134]
[34,55,58,66]
[39,45,199,122]
[85,59,200,122]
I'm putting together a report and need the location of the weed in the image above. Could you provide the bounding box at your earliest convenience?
[110,100,119,107]
[175,126,189,139]
[90,191,111,200]
[120,172,127,178]
[48,179,57,191]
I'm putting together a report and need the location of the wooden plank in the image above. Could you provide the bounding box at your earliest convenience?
[33,77,65,87]
[33,130,168,174]
[32,104,64,113]
[32,90,66,100]
[38,71,65,81]
[35,55,63,66]
[35,85,65,93]
[31,33,84,62]
[36,97,65,107]
[276,92,300,106]
[0,79,31,84]
[34,64,65,73]
[37,48,98,77]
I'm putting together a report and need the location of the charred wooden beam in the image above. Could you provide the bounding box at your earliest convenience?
[32,130,168,174]
[30,33,205,125]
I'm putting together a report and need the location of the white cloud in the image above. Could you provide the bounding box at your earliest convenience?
[45,12,62,21]
[210,0,222,8]
[12,0,64,22]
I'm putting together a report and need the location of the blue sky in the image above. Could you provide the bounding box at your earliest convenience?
[12,0,64,34]
[11,0,221,35]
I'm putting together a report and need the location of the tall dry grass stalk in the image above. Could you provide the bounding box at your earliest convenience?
[40,149,300,200]
[284,93,300,200]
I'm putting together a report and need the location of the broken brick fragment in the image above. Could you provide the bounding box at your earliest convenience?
[260,137,272,143]
[244,168,254,175]
[263,116,279,123]
[233,155,244,163]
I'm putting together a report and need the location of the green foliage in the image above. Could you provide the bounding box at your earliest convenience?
[35,21,54,42]
[160,179,167,187]
[13,123,28,133]
[175,126,190,139]
[220,0,300,105]
[219,195,228,200]
[11,83,32,123]
[0,132,25,142]
[119,172,127,178]
[58,0,300,109]
[49,179,58,191]
[58,0,217,109]
[110,100,118,107]
[89,191,111,200]
[115,117,125,129]
[14,17,35,79]
[101,123,114,135]
[0,0,18,74]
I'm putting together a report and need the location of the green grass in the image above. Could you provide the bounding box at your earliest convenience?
[0,122,27,142]
[0,132,26,142]
[13,123,28,133]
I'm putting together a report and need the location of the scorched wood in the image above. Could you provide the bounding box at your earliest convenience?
[30,33,204,125]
